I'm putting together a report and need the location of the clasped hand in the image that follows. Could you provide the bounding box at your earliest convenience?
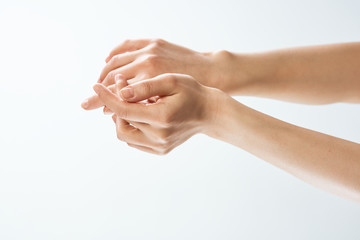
[82,39,227,155]
[92,73,219,155]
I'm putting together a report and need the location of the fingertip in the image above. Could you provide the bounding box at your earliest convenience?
[81,99,89,109]
[105,55,111,63]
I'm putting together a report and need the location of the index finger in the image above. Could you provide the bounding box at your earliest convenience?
[82,84,116,110]
[93,83,158,123]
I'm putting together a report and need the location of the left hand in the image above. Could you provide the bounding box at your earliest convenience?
[92,73,221,155]
[82,38,234,111]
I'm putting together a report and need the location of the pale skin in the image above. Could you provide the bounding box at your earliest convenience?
[83,39,360,203]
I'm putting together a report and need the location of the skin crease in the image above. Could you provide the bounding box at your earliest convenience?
[83,39,360,203]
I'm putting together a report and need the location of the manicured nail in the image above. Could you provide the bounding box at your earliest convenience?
[81,99,89,109]
[120,87,134,99]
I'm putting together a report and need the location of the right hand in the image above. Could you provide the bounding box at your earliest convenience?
[92,73,223,155]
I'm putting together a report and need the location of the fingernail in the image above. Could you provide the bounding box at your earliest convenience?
[81,99,89,109]
[105,56,110,62]
[120,87,134,99]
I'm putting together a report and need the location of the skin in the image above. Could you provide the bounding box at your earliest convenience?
[94,73,209,154]
[84,39,360,203]
[82,39,360,109]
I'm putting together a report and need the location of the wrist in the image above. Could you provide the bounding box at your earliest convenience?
[204,50,253,95]
[200,86,236,138]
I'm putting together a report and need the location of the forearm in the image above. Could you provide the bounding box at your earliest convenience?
[217,42,360,104]
[205,89,360,202]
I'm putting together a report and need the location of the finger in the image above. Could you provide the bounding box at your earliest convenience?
[115,116,157,149]
[82,84,115,110]
[113,114,149,132]
[119,74,179,103]
[103,77,128,117]
[84,88,151,111]
[127,72,153,85]
[99,51,139,83]
[115,77,128,97]
[118,76,161,104]
[83,74,128,110]
[112,113,130,127]
[126,143,160,155]
[105,39,152,63]
[127,120,151,131]
[148,96,160,103]
[127,120,169,142]
[101,62,137,86]
[93,83,158,123]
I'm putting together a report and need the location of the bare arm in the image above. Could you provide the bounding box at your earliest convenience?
[224,42,360,104]
[91,73,360,203]
[206,89,360,202]
[82,40,360,109]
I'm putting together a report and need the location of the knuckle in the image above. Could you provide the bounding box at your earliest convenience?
[165,74,178,87]
[118,109,128,119]
[160,129,171,141]
[159,112,173,127]
[148,44,160,54]
[148,39,165,53]
[152,38,166,46]
[107,70,116,80]
[138,72,150,80]
[112,54,123,63]
[116,131,126,141]
[156,129,171,144]
[141,81,153,95]
[163,148,171,155]
[115,106,128,119]
[158,147,171,155]
[127,142,138,149]
[144,54,158,64]
[141,54,160,70]
[108,54,120,65]
[154,150,166,156]
[122,39,131,46]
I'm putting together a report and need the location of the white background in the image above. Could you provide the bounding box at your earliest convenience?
[0,0,360,239]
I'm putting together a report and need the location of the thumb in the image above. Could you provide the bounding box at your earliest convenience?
[119,74,179,103]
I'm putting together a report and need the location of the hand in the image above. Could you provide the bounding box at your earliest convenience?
[82,38,234,110]
[92,73,221,155]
